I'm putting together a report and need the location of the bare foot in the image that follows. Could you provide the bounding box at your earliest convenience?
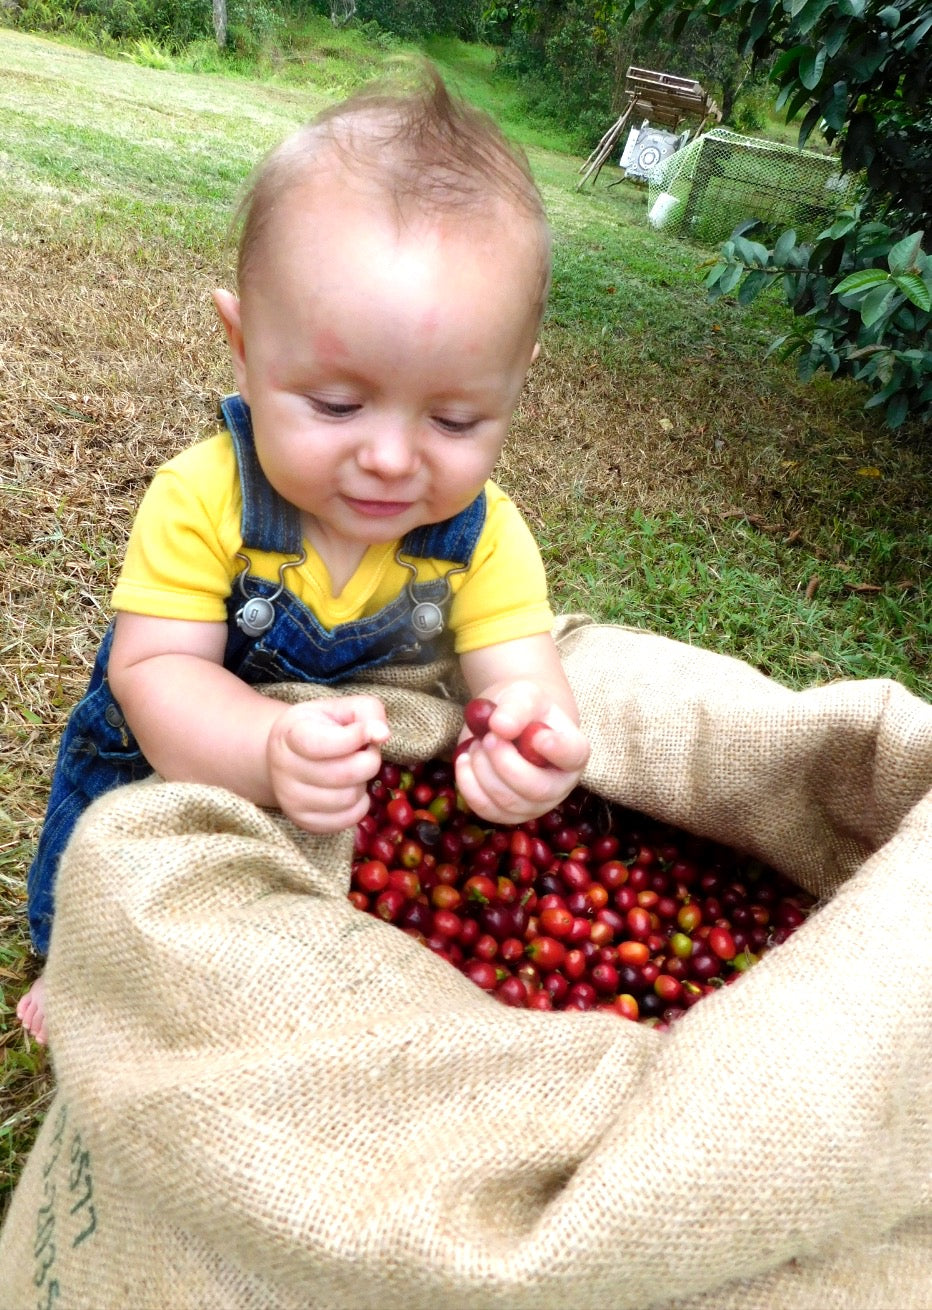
[17,974,48,1045]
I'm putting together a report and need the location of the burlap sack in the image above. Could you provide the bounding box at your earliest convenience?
[3,619,931,1310]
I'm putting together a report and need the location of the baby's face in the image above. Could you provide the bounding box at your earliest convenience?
[215,173,542,580]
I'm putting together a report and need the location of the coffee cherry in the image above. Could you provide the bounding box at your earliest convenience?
[669,931,693,960]
[464,697,497,738]
[526,936,566,971]
[613,994,639,1022]
[432,908,463,940]
[539,905,574,938]
[654,974,683,1004]
[590,962,619,995]
[349,758,817,1023]
[386,795,415,829]
[616,940,650,967]
[496,976,529,1007]
[464,959,498,991]
[354,859,390,894]
[709,926,737,961]
[515,722,551,768]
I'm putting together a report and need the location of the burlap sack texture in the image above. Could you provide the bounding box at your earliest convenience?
[2,618,931,1310]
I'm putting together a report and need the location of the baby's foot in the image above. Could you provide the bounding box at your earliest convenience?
[17,974,48,1045]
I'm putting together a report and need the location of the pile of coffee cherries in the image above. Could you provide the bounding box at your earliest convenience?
[349,741,816,1027]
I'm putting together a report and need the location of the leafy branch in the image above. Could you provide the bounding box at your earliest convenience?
[706,212,931,428]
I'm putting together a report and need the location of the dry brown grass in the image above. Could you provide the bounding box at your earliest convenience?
[505,329,930,555]
[1,238,237,1190]
[2,241,232,710]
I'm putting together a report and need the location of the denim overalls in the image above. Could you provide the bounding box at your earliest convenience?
[26,394,486,955]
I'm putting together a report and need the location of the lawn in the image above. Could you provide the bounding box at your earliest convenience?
[1,24,929,1217]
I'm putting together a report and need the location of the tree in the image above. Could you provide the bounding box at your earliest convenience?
[485,2,767,143]
[621,0,931,427]
[213,0,227,46]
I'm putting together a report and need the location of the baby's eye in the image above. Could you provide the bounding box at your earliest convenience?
[433,415,479,435]
[309,397,360,418]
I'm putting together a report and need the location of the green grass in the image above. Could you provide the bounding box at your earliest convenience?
[540,507,930,690]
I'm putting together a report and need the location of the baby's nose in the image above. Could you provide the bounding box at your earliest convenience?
[358,420,421,478]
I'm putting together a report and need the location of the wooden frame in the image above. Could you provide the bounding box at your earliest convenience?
[578,67,722,191]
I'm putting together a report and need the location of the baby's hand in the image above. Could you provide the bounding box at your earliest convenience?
[454,681,590,826]
[266,696,390,833]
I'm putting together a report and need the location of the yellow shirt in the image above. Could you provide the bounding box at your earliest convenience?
[112,432,554,655]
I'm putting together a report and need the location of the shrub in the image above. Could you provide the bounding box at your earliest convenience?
[706,213,932,429]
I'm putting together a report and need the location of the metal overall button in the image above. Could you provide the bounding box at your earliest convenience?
[104,703,125,728]
[394,550,468,641]
[233,549,307,638]
[237,596,277,638]
[410,600,445,638]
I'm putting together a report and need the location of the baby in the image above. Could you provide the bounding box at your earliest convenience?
[19,66,590,1043]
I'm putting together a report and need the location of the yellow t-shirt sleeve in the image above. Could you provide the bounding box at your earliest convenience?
[449,485,554,655]
[111,435,241,622]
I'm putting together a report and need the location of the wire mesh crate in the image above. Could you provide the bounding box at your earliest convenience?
[647,128,861,244]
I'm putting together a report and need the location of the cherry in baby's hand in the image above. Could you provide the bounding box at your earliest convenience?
[462,698,552,767]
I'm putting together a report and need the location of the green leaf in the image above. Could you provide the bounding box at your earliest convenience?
[798,46,827,88]
[823,213,858,239]
[810,236,837,269]
[858,221,894,240]
[774,81,795,113]
[841,111,876,170]
[773,229,798,263]
[891,273,931,311]
[717,262,745,295]
[902,10,932,51]
[704,261,729,288]
[798,351,820,382]
[860,283,897,327]
[877,5,900,26]
[887,231,923,274]
[793,0,837,32]
[732,218,764,239]
[821,80,849,132]
[732,235,770,266]
[798,100,824,148]
[849,46,889,81]
[884,392,909,428]
[746,0,772,43]
[836,0,865,15]
[769,335,806,360]
[737,269,772,304]
[833,268,889,296]
[771,44,808,77]
[821,18,851,55]
[786,83,815,125]
[671,8,692,38]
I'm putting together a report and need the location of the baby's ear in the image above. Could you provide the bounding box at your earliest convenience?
[212,289,249,400]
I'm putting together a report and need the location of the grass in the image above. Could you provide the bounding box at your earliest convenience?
[0,23,929,1220]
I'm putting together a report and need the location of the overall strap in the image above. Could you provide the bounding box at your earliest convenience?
[401,493,486,566]
[219,393,488,565]
[220,394,304,555]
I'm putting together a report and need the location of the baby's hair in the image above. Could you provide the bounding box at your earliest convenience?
[235,62,551,315]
